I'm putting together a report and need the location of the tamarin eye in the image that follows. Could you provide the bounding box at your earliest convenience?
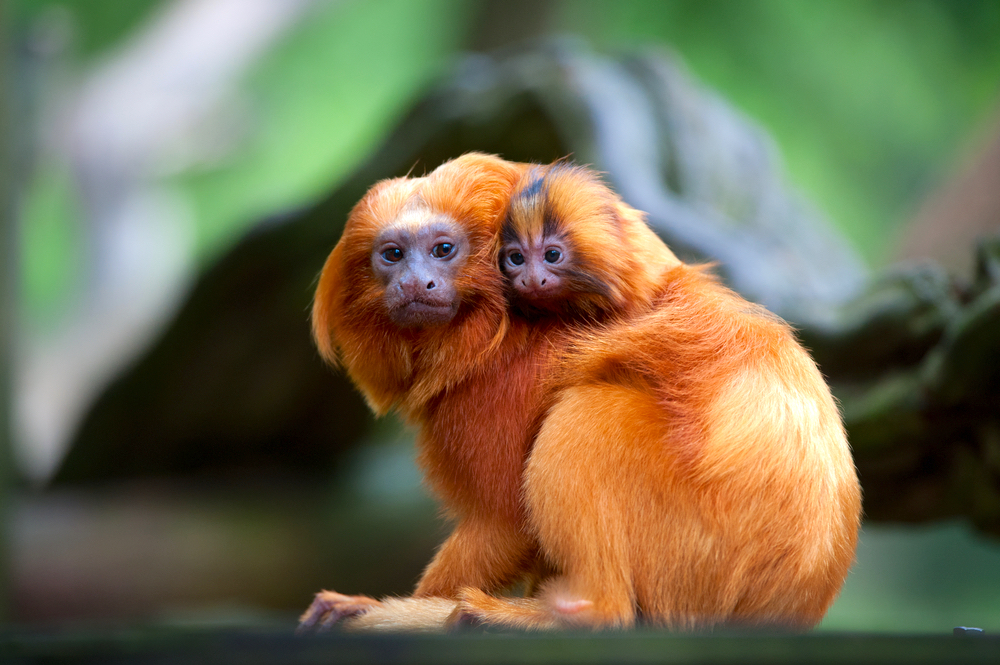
[382,248,403,262]
[508,252,525,266]
[432,243,453,258]
[545,249,562,263]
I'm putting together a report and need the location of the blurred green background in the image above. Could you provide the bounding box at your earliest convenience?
[6,0,1000,635]
[17,0,1000,328]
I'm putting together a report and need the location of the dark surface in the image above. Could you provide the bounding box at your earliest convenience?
[1,626,999,665]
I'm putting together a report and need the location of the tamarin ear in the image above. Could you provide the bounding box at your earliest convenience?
[311,242,345,367]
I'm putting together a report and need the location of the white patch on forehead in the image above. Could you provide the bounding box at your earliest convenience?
[390,209,457,236]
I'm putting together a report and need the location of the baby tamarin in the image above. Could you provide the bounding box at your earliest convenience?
[499,162,677,319]
[301,156,860,632]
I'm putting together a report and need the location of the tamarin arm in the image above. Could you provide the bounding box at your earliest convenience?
[414,515,536,597]
[298,514,533,634]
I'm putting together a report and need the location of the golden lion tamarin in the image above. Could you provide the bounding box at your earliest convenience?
[300,156,860,632]
[301,154,546,631]
[448,163,862,629]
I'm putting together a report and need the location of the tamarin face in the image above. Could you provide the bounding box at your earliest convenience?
[500,214,572,306]
[500,162,681,319]
[372,210,469,328]
[311,152,524,414]
[501,165,624,315]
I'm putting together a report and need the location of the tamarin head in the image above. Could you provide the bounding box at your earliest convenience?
[500,163,679,318]
[312,153,523,413]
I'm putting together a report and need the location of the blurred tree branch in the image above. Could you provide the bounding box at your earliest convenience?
[466,0,557,52]
[814,241,1000,533]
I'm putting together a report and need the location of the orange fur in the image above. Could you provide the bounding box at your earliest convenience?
[301,155,861,633]
[447,163,862,631]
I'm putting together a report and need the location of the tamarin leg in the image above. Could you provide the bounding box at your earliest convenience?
[521,369,858,632]
[414,515,535,597]
[454,383,681,630]
[527,382,692,628]
[298,516,533,632]
[448,587,558,630]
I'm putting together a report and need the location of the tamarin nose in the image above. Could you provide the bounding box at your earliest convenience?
[426,280,436,290]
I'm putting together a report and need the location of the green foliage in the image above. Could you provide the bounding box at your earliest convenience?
[13,0,165,329]
[15,0,475,328]
[18,162,81,328]
[173,0,476,263]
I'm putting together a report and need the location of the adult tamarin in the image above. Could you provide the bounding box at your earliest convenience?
[302,153,550,631]
[448,163,861,630]
[301,156,860,631]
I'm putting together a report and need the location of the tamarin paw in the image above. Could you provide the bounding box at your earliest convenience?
[297,590,383,634]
